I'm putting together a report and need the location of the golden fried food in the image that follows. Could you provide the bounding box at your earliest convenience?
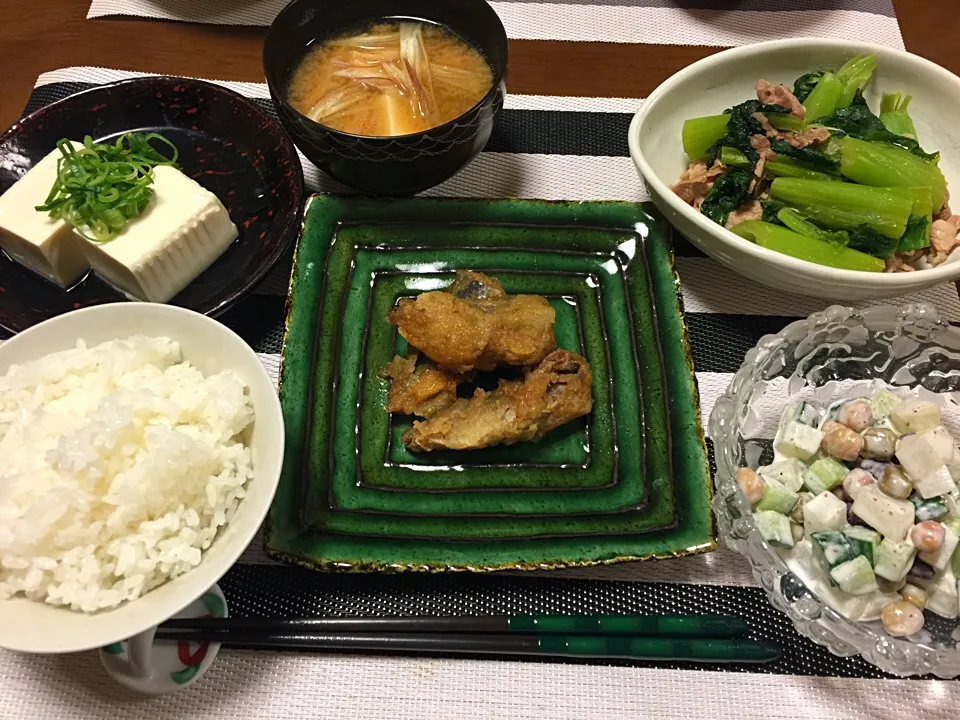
[386,270,556,373]
[402,349,593,452]
[378,354,467,418]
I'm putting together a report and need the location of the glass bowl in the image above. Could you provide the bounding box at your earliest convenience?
[709,303,960,677]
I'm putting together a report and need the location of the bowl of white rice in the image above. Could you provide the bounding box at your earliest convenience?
[0,303,283,653]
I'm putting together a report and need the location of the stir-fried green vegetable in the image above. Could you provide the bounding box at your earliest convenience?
[880,91,917,139]
[676,53,951,272]
[700,167,753,226]
[836,136,946,208]
[768,177,913,240]
[776,208,849,246]
[819,104,937,160]
[799,55,878,121]
[835,54,878,108]
[702,100,792,165]
[793,71,825,104]
[682,114,730,161]
[898,214,932,253]
[36,133,180,243]
[768,139,839,173]
[764,157,838,182]
[718,146,752,168]
[732,220,885,272]
[802,71,844,121]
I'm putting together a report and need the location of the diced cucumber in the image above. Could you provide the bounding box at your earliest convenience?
[890,399,942,434]
[910,493,949,521]
[926,567,960,619]
[919,523,960,571]
[874,538,918,582]
[805,457,848,494]
[754,510,795,548]
[830,555,879,596]
[870,389,903,422]
[755,477,800,515]
[798,401,821,427]
[843,527,882,566]
[811,531,859,572]
[804,492,848,535]
[851,484,915,542]
[759,459,807,492]
[779,401,803,428]
[775,421,824,461]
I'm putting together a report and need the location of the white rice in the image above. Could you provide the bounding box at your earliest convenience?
[0,335,255,612]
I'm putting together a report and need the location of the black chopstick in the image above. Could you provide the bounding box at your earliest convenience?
[159,614,751,638]
[150,630,780,664]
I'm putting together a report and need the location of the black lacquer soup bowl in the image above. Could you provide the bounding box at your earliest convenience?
[263,0,508,196]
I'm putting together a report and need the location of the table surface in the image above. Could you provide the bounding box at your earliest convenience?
[0,0,956,131]
[4,2,960,717]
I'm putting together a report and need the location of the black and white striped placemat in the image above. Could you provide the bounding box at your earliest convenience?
[85,0,905,48]
[3,66,960,720]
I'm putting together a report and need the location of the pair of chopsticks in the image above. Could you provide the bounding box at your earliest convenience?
[156,614,781,664]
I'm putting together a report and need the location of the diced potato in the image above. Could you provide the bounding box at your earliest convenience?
[889,399,942,434]
[759,459,806,492]
[897,434,953,497]
[775,421,824,461]
[851,485,915,542]
[803,491,847,536]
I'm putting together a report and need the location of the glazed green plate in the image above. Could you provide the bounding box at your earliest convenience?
[267,195,715,571]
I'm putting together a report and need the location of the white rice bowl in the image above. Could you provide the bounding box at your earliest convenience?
[0,335,255,613]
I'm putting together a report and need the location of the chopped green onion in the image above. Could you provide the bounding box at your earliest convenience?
[35,133,180,243]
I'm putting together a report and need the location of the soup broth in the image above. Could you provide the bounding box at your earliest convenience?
[288,21,494,137]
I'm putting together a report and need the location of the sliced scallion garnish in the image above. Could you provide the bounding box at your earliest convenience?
[36,132,180,243]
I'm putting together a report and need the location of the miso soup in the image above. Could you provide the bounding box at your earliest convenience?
[287,20,494,137]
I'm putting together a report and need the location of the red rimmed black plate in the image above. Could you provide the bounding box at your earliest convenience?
[0,76,303,333]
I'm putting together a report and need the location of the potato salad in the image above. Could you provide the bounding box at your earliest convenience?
[740,391,960,638]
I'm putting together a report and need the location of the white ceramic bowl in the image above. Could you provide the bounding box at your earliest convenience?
[628,38,960,300]
[0,303,283,653]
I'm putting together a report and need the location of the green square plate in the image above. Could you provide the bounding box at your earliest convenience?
[334,253,660,517]
[267,195,715,571]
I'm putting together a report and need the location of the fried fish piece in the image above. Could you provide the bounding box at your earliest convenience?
[378,353,467,418]
[402,349,593,452]
[386,270,556,373]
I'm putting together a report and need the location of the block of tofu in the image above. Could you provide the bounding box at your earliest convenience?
[0,144,89,287]
[80,165,238,303]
